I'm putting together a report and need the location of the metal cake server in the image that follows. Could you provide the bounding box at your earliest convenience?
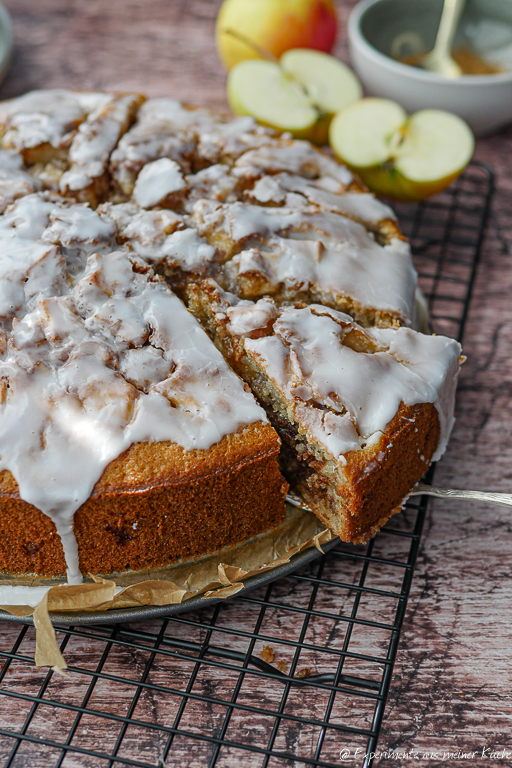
[408,484,512,508]
[286,485,512,511]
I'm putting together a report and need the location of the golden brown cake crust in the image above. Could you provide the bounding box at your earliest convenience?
[294,403,441,543]
[0,89,458,583]
[0,422,288,578]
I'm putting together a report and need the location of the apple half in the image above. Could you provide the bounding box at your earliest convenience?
[216,0,338,71]
[329,99,475,201]
[227,49,362,144]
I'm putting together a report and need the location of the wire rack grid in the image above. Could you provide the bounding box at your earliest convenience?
[0,163,494,768]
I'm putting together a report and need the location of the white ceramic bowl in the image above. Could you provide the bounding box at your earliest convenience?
[348,0,512,136]
[0,3,11,88]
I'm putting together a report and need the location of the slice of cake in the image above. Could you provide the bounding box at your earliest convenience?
[191,200,417,327]
[97,201,220,295]
[0,89,144,205]
[189,280,462,543]
[234,140,355,187]
[0,252,287,581]
[109,98,279,198]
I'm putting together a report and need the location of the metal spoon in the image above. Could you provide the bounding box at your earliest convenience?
[419,0,467,78]
[286,484,512,512]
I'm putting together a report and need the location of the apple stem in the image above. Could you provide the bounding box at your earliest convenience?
[222,28,280,64]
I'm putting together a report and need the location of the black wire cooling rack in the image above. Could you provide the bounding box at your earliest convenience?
[0,162,494,768]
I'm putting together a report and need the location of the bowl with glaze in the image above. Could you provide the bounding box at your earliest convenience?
[348,0,512,136]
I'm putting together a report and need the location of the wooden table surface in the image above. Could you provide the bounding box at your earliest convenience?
[0,1,511,766]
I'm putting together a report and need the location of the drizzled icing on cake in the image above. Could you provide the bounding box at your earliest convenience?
[100,202,216,273]
[60,93,143,196]
[195,116,280,165]
[0,194,117,281]
[193,201,416,323]
[0,151,42,212]
[133,158,187,208]
[0,89,110,152]
[0,90,144,202]
[109,99,277,196]
[0,251,266,582]
[235,142,353,185]
[225,297,278,336]
[225,302,462,463]
[184,164,246,212]
[248,174,396,226]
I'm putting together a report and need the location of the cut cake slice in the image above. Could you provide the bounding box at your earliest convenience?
[109,98,279,198]
[191,200,417,327]
[189,280,463,543]
[0,89,144,205]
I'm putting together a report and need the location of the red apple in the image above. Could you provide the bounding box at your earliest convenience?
[216,0,338,71]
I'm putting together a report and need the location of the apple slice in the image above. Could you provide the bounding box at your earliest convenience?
[329,98,475,201]
[227,59,319,138]
[227,50,362,143]
[280,49,362,143]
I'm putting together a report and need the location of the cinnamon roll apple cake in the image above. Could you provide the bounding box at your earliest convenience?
[0,89,462,581]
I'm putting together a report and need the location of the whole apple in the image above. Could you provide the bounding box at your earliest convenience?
[216,0,338,70]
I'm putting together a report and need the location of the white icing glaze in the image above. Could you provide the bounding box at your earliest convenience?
[0,240,68,321]
[133,158,187,208]
[109,98,212,193]
[41,204,117,256]
[0,91,462,585]
[231,232,416,321]
[0,250,266,582]
[0,194,117,278]
[101,201,183,240]
[101,203,216,273]
[0,150,25,171]
[194,202,416,322]
[192,200,304,244]
[0,90,111,152]
[151,228,216,272]
[196,116,278,164]
[42,203,117,276]
[0,194,56,241]
[184,164,240,212]
[0,169,42,213]
[236,141,353,185]
[226,297,277,336]
[108,97,280,197]
[60,94,141,194]
[249,173,396,225]
[248,175,287,204]
[136,98,220,133]
[242,304,461,462]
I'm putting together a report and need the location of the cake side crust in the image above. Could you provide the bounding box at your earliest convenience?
[0,421,288,577]
[292,402,440,543]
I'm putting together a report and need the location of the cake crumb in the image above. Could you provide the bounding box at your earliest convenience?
[260,645,275,663]
[276,660,288,673]
[295,667,312,678]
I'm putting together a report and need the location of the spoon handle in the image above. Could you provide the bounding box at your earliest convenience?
[431,0,467,57]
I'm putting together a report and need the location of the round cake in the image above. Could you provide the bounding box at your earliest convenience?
[0,89,462,583]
